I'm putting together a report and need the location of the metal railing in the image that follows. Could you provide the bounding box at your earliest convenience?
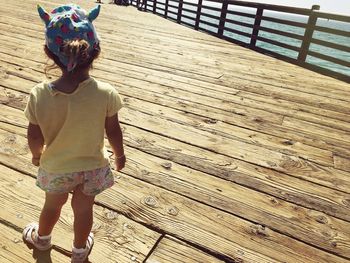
[132,0,350,82]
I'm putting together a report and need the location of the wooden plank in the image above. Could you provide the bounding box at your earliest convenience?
[5,55,333,169]
[2,97,350,197]
[5,51,349,163]
[220,73,350,115]
[2,110,350,258]
[146,235,225,262]
[236,91,350,129]
[121,97,334,166]
[0,102,339,193]
[334,155,350,173]
[1,107,350,225]
[0,19,226,81]
[0,30,348,115]
[0,4,350,99]
[0,131,349,263]
[0,222,69,263]
[282,117,350,147]
[0,163,161,263]
[0,53,287,128]
[2,49,350,163]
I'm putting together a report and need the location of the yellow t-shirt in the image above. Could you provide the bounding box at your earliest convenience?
[24,78,122,173]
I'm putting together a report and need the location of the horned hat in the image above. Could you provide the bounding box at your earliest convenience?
[38,4,101,71]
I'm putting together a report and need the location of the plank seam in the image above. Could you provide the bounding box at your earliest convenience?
[110,170,350,261]
[142,233,165,263]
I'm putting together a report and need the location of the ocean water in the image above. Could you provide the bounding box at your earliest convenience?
[149,1,350,76]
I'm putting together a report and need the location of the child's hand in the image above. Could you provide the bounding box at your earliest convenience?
[115,154,126,171]
[32,156,41,166]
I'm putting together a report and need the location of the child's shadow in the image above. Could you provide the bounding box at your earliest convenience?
[32,247,93,263]
[32,248,53,263]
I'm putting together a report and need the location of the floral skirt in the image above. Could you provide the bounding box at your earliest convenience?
[37,166,114,196]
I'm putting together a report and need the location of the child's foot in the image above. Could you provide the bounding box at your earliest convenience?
[71,233,94,263]
[22,222,52,251]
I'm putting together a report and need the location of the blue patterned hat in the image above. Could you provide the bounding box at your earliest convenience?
[38,4,101,71]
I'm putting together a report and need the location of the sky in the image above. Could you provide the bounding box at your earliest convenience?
[244,0,350,15]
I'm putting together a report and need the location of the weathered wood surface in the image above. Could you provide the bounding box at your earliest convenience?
[145,236,225,263]
[0,222,69,263]
[0,162,161,263]
[1,0,350,262]
[1,113,349,263]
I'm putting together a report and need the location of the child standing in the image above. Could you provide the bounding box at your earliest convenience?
[22,4,125,262]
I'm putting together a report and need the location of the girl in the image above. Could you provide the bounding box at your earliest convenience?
[22,4,126,263]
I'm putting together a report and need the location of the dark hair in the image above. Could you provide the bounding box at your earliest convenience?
[44,39,100,76]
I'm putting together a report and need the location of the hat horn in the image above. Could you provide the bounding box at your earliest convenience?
[88,5,101,22]
[37,5,51,25]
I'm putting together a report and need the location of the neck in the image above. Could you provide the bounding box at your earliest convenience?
[60,68,90,84]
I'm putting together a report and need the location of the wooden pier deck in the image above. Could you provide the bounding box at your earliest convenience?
[1,0,350,262]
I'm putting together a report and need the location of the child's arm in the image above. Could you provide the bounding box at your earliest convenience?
[105,113,125,171]
[27,123,44,166]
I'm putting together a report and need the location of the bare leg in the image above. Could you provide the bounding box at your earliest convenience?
[71,185,95,248]
[38,192,69,236]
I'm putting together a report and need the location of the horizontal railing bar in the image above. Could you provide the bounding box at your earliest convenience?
[199,19,219,28]
[182,1,198,7]
[182,7,198,14]
[156,6,166,12]
[204,0,312,15]
[259,26,305,40]
[256,36,301,52]
[225,18,254,29]
[308,50,350,68]
[315,11,350,23]
[224,26,252,38]
[201,4,222,12]
[181,20,196,27]
[310,38,350,53]
[261,16,308,28]
[226,9,256,19]
[181,13,196,20]
[314,25,350,38]
[166,9,178,15]
[200,12,220,20]
[198,25,219,35]
[167,3,179,9]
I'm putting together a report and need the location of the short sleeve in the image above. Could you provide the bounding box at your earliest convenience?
[24,92,38,125]
[106,88,122,117]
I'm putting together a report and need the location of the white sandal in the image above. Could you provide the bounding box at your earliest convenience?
[22,222,52,251]
[71,232,94,263]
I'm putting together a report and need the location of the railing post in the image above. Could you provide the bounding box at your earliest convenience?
[177,0,183,24]
[298,5,320,62]
[153,0,157,13]
[164,0,169,18]
[218,0,228,37]
[195,0,203,30]
[250,7,263,47]
[144,0,148,11]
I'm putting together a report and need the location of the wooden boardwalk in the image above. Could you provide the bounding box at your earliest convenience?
[1,0,350,262]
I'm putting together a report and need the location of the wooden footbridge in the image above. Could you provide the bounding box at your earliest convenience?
[1,0,350,262]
